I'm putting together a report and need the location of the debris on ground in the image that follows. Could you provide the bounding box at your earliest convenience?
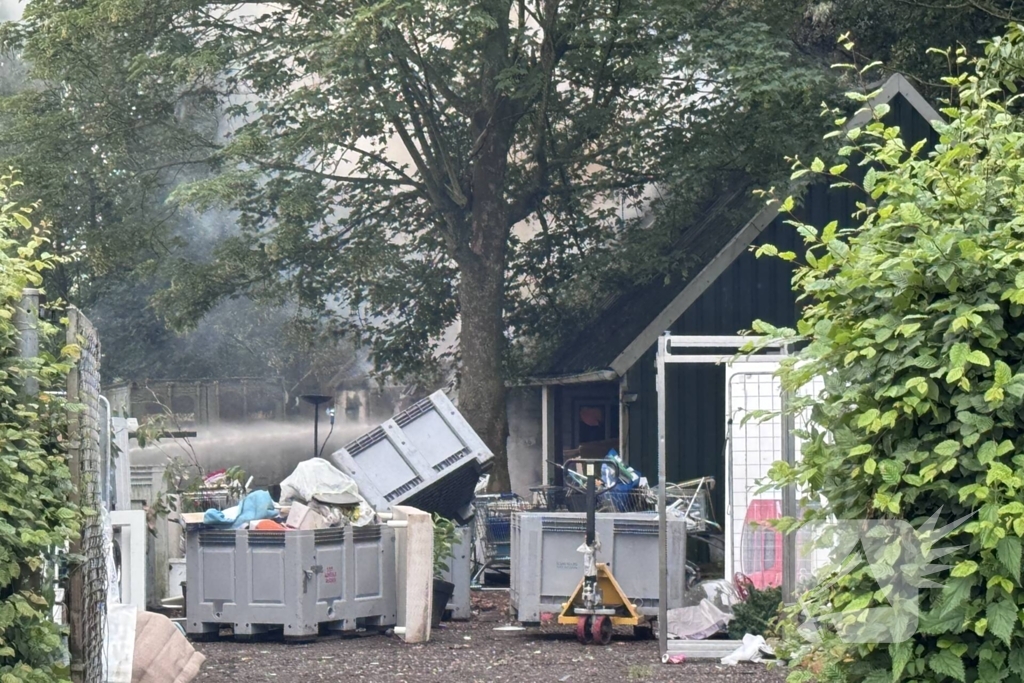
[192,593,786,683]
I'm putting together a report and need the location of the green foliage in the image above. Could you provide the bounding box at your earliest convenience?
[0,172,78,681]
[0,14,354,388]
[432,514,457,579]
[794,1,1011,100]
[728,585,783,640]
[754,27,1024,682]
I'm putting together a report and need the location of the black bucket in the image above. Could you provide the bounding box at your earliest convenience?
[431,579,455,627]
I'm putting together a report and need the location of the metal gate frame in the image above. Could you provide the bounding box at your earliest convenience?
[654,334,795,660]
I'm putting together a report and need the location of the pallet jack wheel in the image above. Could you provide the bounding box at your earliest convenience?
[591,615,613,645]
[576,616,593,644]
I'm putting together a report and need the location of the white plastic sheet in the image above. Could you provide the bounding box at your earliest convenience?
[666,599,733,640]
[721,633,774,665]
[279,458,375,526]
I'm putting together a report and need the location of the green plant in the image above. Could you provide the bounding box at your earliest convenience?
[432,514,457,580]
[627,664,653,681]
[753,27,1024,683]
[727,585,783,640]
[0,172,79,681]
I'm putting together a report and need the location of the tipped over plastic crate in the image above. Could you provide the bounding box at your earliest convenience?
[329,391,492,521]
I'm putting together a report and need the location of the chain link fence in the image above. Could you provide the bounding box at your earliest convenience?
[67,307,104,683]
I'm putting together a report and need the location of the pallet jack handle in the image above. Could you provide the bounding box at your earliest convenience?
[562,458,622,547]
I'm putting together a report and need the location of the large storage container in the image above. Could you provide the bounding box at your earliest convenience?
[510,512,687,624]
[185,525,397,639]
[329,391,492,520]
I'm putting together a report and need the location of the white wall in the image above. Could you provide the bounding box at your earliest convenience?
[506,386,543,497]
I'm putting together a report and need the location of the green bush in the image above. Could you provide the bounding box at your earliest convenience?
[728,584,783,640]
[0,172,78,682]
[754,28,1024,683]
[432,514,456,579]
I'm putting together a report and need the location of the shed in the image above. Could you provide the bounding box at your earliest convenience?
[506,74,942,528]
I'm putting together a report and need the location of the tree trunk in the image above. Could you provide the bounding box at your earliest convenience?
[458,251,511,491]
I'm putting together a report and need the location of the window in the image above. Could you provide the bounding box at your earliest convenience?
[573,399,620,447]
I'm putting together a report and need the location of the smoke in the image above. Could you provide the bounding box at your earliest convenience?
[129,418,375,488]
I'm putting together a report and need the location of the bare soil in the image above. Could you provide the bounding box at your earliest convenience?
[192,592,787,683]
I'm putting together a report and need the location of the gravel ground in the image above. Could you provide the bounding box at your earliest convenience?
[192,592,787,683]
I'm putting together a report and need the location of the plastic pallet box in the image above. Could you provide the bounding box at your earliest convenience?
[329,391,492,520]
[185,525,397,639]
[509,512,687,624]
[439,526,472,620]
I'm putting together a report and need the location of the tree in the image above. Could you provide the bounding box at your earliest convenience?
[795,1,1014,97]
[0,21,355,389]
[755,27,1024,683]
[6,0,829,489]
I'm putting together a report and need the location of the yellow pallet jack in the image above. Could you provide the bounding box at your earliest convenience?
[556,458,643,645]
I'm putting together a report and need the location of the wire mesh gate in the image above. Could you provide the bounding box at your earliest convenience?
[655,335,793,662]
[67,307,105,683]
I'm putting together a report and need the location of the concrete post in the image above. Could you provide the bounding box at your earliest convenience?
[390,505,434,643]
[14,288,39,395]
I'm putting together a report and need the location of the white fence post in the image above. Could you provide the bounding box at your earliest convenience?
[390,505,434,643]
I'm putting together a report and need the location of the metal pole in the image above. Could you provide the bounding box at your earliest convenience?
[586,464,596,547]
[14,288,40,396]
[781,390,798,604]
[99,395,112,508]
[313,404,320,459]
[656,333,668,660]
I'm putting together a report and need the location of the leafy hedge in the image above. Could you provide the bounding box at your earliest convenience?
[756,27,1024,683]
[0,173,79,682]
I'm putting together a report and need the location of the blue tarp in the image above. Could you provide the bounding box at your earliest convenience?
[203,490,277,529]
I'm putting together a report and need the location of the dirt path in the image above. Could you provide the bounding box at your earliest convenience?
[192,593,786,683]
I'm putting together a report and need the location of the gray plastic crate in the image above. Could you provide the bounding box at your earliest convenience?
[329,391,492,520]
[439,526,472,621]
[185,525,397,639]
[509,512,687,624]
[312,525,397,630]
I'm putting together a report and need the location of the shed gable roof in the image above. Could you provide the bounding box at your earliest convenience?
[531,74,942,381]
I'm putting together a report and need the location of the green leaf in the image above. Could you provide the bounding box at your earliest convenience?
[978,442,999,465]
[890,640,912,680]
[996,360,1013,384]
[864,458,877,475]
[987,599,1017,646]
[934,440,960,457]
[929,649,966,682]
[951,560,978,577]
[967,350,990,367]
[949,343,970,368]
[810,158,825,173]
[1009,649,1024,676]
[996,536,1022,582]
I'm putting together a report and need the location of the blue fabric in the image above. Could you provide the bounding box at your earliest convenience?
[203,490,277,528]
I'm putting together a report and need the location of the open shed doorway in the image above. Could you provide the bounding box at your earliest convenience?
[561,382,620,460]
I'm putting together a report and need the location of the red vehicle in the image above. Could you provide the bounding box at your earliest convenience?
[740,499,783,590]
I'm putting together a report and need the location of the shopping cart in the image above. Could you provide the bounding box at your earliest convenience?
[472,493,534,585]
[528,476,716,529]
[665,477,716,532]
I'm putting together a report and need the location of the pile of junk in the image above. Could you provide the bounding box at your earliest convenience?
[171,390,490,642]
[157,388,767,661]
